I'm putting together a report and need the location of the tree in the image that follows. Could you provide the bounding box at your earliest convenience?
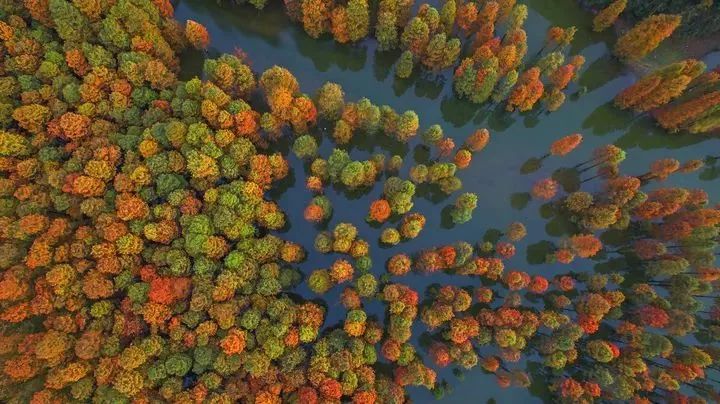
[456,2,477,35]
[615,60,705,112]
[439,0,456,34]
[655,91,720,132]
[450,193,478,224]
[532,178,558,200]
[614,14,681,61]
[395,110,419,142]
[423,124,444,145]
[315,82,345,120]
[507,3,528,31]
[292,135,319,159]
[301,0,332,38]
[536,52,565,77]
[477,0,500,27]
[347,0,370,41]
[387,254,412,276]
[330,6,350,43]
[593,0,627,32]
[49,0,91,44]
[204,54,256,98]
[396,50,414,78]
[507,67,544,112]
[544,88,566,112]
[401,17,430,56]
[185,20,210,50]
[399,213,426,239]
[549,64,575,90]
[423,33,448,70]
[492,70,518,103]
[368,199,392,223]
[376,11,399,50]
[549,133,583,157]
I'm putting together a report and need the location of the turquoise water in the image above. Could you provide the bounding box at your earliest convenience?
[175,1,720,401]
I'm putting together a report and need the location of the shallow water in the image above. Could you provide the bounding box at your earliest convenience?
[175,1,720,401]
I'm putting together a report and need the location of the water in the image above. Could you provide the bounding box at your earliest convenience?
[175,1,720,402]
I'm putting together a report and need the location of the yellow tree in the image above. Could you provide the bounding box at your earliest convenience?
[592,0,626,32]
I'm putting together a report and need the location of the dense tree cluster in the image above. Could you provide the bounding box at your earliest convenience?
[0,1,337,402]
[616,61,720,134]
[451,5,584,111]
[0,1,718,403]
[585,0,720,38]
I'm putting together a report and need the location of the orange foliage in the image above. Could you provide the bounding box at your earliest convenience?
[152,0,175,18]
[454,149,472,168]
[185,20,210,50]
[304,204,324,223]
[220,329,246,355]
[116,193,150,221]
[465,129,490,151]
[65,49,89,76]
[24,0,52,26]
[58,112,91,140]
[531,178,558,200]
[549,133,583,156]
[368,199,391,223]
[148,277,191,305]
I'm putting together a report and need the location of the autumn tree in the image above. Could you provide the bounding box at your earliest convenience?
[593,0,627,32]
[401,17,430,56]
[614,14,681,61]
[396,50,414,78]
[615,59,705,112]
[346,0,370,41]
[185,19,210,50]
[301,0,332,38]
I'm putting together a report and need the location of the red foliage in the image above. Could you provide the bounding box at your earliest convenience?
[148,277,191,305]
[549,133,583,156]
[531,178,558,200]
[637,305,670,328]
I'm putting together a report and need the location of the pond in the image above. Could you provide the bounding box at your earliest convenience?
[175,1,720,402]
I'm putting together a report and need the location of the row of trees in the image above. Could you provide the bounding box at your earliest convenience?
[615,60,720,134]
[586,0,720,39]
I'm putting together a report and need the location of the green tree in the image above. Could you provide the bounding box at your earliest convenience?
[396,51,414,78]
[376,11,399,50]
[49,0,91,44]
[347,0,370,41]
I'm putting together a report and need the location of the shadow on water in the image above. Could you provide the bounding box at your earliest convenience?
[523,0,610,54]
[582,101,633,136]
[414,73,447,100]
[294,34,369,72]
[510,192,532,210]
[180,0,288,43]
[440,96,482,127]
[579,54,627,92]
[615,118,710,151]
[520,157,543,174]
[526,240,554,265]
[178,48,206,80]
[373,48,401,82]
